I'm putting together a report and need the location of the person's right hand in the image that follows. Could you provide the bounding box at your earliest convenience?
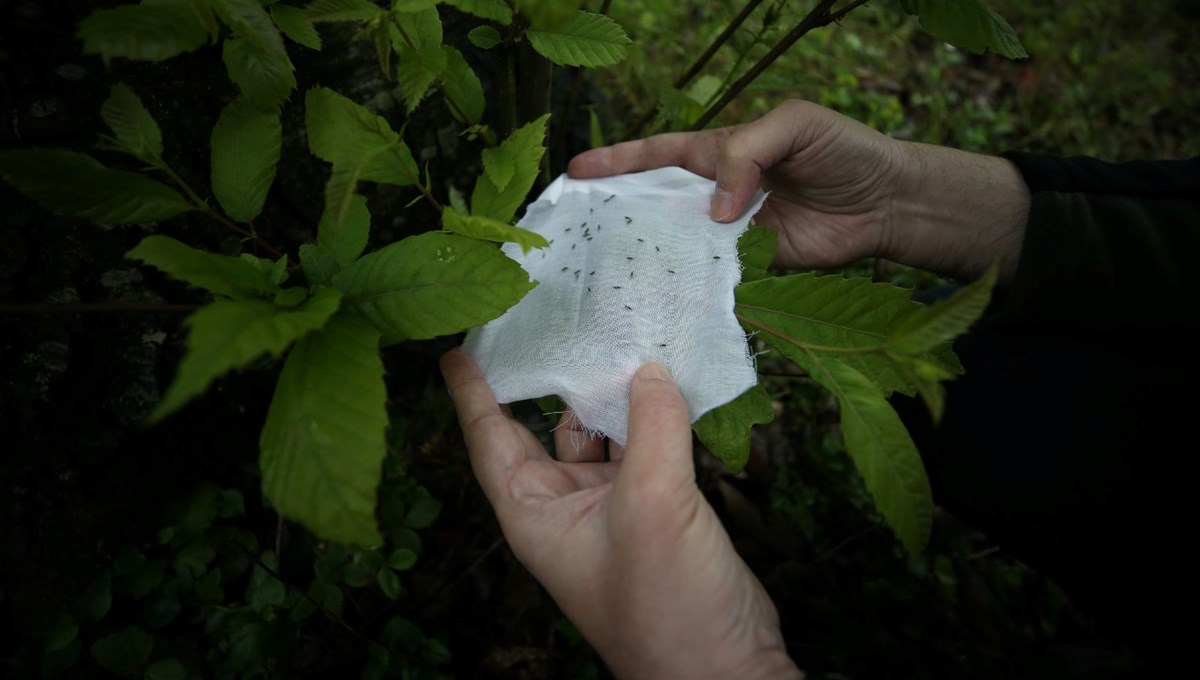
[569,99,1029,281]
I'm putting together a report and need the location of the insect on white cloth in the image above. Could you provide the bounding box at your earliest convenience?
[464,167,767,446]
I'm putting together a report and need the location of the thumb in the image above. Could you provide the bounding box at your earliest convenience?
[619,363,695,492]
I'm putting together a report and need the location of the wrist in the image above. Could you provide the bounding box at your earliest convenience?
[884,140,1030,283]
[602,620,802,680]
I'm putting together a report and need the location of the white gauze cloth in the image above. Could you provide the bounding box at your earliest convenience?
[463,166,767,446]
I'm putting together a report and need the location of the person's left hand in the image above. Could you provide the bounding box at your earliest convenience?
[440,349,801,679]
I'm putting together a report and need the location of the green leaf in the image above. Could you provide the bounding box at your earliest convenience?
[526,10,631,68]
[517,0,582,30]
[223,36,297,108]
[404,488,440,529]
[467,25,501,49]
[306,0,385,22]
[445,0,513,25]
[247,559,286,609]
[260,315,387,546]
[440,46,485,124]
[151,288,343,421]
[334,232,536,344]
[888,262,998,356]
[387,548,417,571]
[0,149,192,224]
[737,226,777,283]
[91,627,154,674]
[901,0,1027,59]
[441,206,547,253]
[481,144,515,191]
[300,244,341,286]
[692,384,774,473]
[239,253,290,285]
[394,41,447,113]
[271,4,322,49]
[377,567,402,599]
[393,7,446,113]
[305,87,420,185]
[893,355,955,424]
[78,1,210,62]
[795,355,932,561]
[127,235,283,299]
[470,114,549,223]
[44,615,78,654]
[734,273,960,397]
[195,568,225,602]
[211,97,282,222]
[146,658,188,680]
[213,0,289,55]
[187,0,222,43]
[587,105,604,149]
[100,83,164,163]
[83,571,113,622]
[220,488,247,517]
[391,0,437,11]
[173,538,217,577]
[318,193,370,267]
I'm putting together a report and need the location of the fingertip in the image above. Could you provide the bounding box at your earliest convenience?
[711,188,736,223]
[567,146,612,178]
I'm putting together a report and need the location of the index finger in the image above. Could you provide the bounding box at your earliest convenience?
[566,129,728,180]
[440,349,536,500]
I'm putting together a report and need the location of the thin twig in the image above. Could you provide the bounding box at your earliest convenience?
[156,163,293,264]
[419,536,505,609]
[689,0,872,131]
[628,0,767,138]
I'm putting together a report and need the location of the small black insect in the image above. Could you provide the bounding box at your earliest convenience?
[658,343,668,347]
[629,271,634,279]
[586,237,593,241]
[549,239,554,244]
[624,304,632,311]
[667,269,676,274]
[636,238,644,242]
[713,256,721,260]
[589,271,595,276]
[580,222,587,228]
[626,256,635,261]
[604,194,616,202]
[625,217,633,224]
[655,245,660,252]
[565,227,571,232]
[561,267,569,272]
[612,286,622,289]
[574,270,581,279]
[571,244,576,250]
[587,286,592,293]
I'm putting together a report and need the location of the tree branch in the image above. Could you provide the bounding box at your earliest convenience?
[688,0,872,131]
[628,0,767,138]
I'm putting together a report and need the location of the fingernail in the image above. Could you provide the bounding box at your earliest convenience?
[711,189,735,222]
[635,362,673,385]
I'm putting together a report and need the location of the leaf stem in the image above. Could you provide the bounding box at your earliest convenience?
[156,161,294,265]
[689,0,872,131]
[628,0,766,138]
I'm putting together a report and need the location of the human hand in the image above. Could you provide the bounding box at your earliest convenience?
[441,349,802,679]
[569,99,1029,281]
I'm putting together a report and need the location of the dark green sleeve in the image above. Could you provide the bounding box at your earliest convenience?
[896,153,1199,669]
[995,152,1200,336]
